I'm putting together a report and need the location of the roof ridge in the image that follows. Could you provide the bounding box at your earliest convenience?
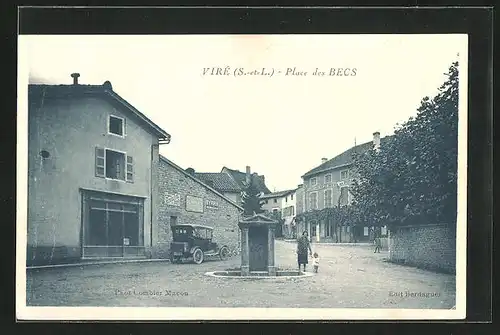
[28,83,170,140]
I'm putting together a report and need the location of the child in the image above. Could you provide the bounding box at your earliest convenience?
[312,252,320,273]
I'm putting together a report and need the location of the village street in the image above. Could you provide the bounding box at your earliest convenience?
[26,240,455,309]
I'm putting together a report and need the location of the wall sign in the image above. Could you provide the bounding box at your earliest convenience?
[164,192,181,207]
[206,200,219,210]
[186,195,204,213]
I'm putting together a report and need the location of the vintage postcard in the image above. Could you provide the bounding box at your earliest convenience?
[17,33,468,320]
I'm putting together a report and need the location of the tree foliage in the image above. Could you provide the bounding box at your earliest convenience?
[350,61,459,228]
[241,174,265,216]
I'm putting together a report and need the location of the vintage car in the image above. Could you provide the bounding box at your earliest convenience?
[169,224,230,264]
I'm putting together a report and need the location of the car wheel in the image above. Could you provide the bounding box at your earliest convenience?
[219,246,230,261]
[192,248,204,264]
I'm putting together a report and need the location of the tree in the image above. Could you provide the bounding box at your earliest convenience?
[241,174,265,216]
[350,61,459,228]
[264,209,285,237]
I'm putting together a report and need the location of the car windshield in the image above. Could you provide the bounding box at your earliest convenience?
[193,227,213,239]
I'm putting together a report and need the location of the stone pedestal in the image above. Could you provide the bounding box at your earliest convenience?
[238,214,278,276]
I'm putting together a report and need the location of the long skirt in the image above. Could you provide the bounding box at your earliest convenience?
[298,252,308,265]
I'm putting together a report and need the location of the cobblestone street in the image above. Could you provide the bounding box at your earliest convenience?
[26,240,455,308]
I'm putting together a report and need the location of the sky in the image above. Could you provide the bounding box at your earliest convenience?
[21,34,466,192]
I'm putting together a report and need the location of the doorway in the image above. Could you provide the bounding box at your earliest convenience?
[82,191,145,258]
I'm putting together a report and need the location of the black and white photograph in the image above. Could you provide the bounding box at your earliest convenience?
[17,31,468,320]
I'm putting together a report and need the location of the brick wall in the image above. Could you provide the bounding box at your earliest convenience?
[154,158,242,259]
[389,224,456,274]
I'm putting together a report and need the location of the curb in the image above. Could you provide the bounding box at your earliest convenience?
[204,271,315,280]
[26,258,171,270]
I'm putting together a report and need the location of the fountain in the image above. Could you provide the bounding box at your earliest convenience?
[205,167,312,279]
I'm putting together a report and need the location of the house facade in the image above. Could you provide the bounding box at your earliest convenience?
[27,74,170,265]
[298,132,389,243]
[260,189,297,238]
[155,156,243,258]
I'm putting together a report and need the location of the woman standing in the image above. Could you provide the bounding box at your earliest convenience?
[297,231,313,272]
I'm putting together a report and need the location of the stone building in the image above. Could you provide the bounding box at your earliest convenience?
[298,132,391,243]
[27,73,170,265]
[155,156,243,258]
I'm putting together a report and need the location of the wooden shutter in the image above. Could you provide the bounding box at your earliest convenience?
[95,147,105,177]
[126,155,134,182]
[123,118,127,137]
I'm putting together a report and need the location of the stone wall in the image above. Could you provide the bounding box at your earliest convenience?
[389,224,456,274]
[154,158,242,259]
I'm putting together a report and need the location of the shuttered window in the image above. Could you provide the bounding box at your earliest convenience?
[126,156,134,183]
[95,147,133,183]
[95,148,105,177]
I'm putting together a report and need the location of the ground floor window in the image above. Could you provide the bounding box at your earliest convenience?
[82,190,145,258]
[325,219,332,237]
[311,222,317,237]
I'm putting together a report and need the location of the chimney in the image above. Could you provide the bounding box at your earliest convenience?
[321,157,328,164]
[373,131,381,151]
[71,73,80,85]
[245,166,251,185]
[103,80,113,90]
[185,167,195,176]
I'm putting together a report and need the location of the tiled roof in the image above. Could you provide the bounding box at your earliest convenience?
[260,189,296,199]
[223,167,272,194]
[302,136,394,178]
[193,172,241,193]
[28,83,170,140]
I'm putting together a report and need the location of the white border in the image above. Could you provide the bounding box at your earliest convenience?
[16,34,468,321]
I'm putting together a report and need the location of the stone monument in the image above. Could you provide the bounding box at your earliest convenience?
[238,213,278,276]
[205,166,311,279]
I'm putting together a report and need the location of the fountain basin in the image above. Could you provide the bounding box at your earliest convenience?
[205,269,314,279]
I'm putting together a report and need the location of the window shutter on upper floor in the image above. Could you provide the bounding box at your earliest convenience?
[126,155,134,183]
[95,147,105,177]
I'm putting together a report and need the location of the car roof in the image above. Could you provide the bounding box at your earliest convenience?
[172,224,214,230]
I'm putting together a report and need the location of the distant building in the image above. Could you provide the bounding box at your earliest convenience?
[155,157,243,258]
[27,73,170,265]
[260,189,297,238]
[222,166,272,196]
[298,132,391,243]
[192,171,242,203]
[190,166,272,206]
